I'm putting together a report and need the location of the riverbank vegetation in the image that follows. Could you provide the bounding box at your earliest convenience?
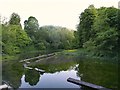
[1,4,119,90]
[1,13,76,60]
[1,5,120,60]
[76,5,119,59]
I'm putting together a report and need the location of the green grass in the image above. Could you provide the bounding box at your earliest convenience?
[2,55,19,61]
[59,49,117,61]
[60,49,90,57]
[2,48,118,61]
[1,49,62,61]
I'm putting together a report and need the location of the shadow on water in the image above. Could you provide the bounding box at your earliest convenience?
[2,52,118,90]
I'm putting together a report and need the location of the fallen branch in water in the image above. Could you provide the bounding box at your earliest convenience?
[19,53,55,63]
[24,64,45,73]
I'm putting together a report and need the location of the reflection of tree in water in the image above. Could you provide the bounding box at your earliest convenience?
[29,55,77,73]
[76,58,118,89]
[2,61,24,89]
[25,69,40,86]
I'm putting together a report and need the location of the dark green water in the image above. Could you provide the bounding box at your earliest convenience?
[2,52,118,90]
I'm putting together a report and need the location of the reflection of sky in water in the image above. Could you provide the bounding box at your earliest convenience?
[2,54,118,89]
[19,69,80,88]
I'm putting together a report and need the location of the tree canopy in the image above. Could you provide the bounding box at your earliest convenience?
[9,13,21,26]
[2,13,76,56]
[2,5,119,58]
[77,5,119,57]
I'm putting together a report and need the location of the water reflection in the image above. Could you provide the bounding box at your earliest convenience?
[20,69,80,88]
[24,69,40,86]
[2,54,118,89]
[2,60,23,89]
[2,54,80,89]
[28,54,78,73]
[76,58,118,90]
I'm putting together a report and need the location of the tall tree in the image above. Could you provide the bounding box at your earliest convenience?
[77,5,97,47]
[9,13,21,26]
[2,13,31,55]
[77,6,119,57]
[91,7,118,56]
[2,25,31,55]
[24,16,39,36]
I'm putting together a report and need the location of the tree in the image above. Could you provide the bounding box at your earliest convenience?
[72,31,79,49]
[2,25,31,55]
[77,6,119,57]
[9,13,21,26]
[117,9,120,56]
[77,5,97,47]
[24,16,39,38]
[35,25,75,50]
[24,16,39,49]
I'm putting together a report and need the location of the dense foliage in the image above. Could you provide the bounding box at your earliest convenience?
[2,13,31,55]
[38,26,75,50]
[1,5,119,58]
[77,5,119,57]
[1,13,75,56]
[24,16,75,50]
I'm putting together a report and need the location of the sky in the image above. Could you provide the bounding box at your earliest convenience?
[0,0,119,30]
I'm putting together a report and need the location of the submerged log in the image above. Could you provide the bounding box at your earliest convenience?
[34,68,45,73]
[25,66,33,70]
[19,53,55,63]
[35,55,55,62]
[24,64,45,73]
[67,78,112,90]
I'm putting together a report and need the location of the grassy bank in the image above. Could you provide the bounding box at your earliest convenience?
[60,49,118,61]
[2,54,20,61]
[2,49,63,61]
[2,48,118,61]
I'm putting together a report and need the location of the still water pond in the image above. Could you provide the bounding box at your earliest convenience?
[2,52,118,90]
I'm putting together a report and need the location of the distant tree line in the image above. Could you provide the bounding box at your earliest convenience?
[1,5,119,58]
[1,13,76,55]
[24,16,76,50]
